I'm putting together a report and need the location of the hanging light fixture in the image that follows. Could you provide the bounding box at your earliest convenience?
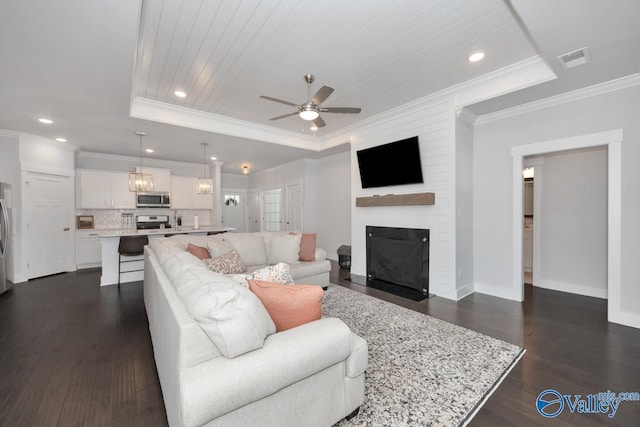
[128,131,155,192]
[197,143,213,194]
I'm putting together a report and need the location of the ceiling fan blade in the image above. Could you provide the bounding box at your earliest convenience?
[320,107,361,114]
[313,116,326,128]
[269,111,299,121]
[311,86,334,105]
[260,95,300,108]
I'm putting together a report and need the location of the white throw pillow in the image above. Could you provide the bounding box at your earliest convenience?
[223,233,267,266]
[182,278,276,358]
[266,233,301,265]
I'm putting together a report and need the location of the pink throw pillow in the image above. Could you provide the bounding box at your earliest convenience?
[187,243,210,260]
[248,280,323,332]
[299,233,317,261]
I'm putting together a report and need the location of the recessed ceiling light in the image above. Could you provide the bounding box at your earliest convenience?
[174,90,187,98]
[55,137,67,142]
[38,118,53,124]
[145,148,154,153]
[468,51,485,62]
[210,156,217,160]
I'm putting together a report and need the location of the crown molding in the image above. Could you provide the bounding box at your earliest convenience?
[452,55,557,108]
[455,107,477,125]
[129,55,556,153]
[130,97,320,151]
[476,73,640,125]
[318,55,555,147]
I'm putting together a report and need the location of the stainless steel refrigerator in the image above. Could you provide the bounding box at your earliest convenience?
[0,182,12,295]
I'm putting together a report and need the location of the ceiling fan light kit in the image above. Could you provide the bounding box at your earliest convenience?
[129,131,155,192]
[260,74,361,129]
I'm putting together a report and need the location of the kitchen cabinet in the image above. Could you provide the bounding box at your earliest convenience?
[136,166,171,192]
[170,175,213,209]
[76,170,136,209]
[76,230,101,268]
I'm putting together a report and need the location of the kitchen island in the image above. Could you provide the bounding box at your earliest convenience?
[98,226,234,286]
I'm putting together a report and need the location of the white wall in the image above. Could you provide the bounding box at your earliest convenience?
[455,116,474,297]
[536,148,608,298]
[221,173,249,189]
[248,159,306,191]
[348,99,455,299]
[474,85,640,325]
[306,151,351,260]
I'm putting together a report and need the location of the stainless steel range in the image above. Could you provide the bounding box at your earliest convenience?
[136,215,171,230]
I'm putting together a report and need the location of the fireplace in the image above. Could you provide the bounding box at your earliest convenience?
[366,226,430,301]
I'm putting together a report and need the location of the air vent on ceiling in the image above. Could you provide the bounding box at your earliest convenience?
[557,47,592,70]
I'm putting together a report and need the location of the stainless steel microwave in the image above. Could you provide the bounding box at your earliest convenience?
[136,192,170,208]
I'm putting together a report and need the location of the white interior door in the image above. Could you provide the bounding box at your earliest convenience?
[261,188,282,232]
[248,191,260,232]
[285,181,303,231]
[24,172,74,279]
[221,189,246,232]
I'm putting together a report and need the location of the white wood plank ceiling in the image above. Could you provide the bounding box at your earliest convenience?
[133,0,538,134]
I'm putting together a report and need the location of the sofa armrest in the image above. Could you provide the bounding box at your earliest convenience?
[181,318,354,425]
[315,247,327,261]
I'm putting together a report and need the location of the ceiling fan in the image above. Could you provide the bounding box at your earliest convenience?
[260,74,361,128]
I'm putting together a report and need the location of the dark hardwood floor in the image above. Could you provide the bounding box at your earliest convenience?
[0,263,638,426]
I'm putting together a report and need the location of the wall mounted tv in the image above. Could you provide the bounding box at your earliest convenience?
[357,136,423,188]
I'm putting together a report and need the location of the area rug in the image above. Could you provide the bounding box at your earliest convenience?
[323,285,525,426]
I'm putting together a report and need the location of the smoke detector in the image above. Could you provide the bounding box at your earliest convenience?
[557,47,592,70]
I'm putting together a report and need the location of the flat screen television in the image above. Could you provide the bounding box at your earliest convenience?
[357,136,423,188]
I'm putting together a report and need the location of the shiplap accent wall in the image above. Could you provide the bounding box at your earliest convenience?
[349,98,456,299]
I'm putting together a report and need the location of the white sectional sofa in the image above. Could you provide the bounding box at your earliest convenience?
[167,232,331,286]
[143,234,368,427]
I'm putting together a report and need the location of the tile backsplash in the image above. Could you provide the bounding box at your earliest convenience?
[75,209,213,229]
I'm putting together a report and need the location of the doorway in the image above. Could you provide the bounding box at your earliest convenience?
[23,172,74,279]
[511,129,624,326]
[261,188,282,232]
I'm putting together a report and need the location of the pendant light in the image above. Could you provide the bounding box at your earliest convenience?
[197,142,213,194]
[128,131,155,192]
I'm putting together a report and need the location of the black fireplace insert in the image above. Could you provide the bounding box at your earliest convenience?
[366,226,430,301]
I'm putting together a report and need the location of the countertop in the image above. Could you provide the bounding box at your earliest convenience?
[96,226,234,238]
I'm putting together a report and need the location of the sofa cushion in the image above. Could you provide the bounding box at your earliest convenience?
[298,233,317,261]
[187,243,210,260]
[206,238,234,258]
[266,233,301,265]
[163,252,210,282]
[248,280,323,332]
[223,233,267,266]
[182,279,276,358]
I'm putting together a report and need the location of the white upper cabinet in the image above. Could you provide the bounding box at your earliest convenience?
[76,170,135,209]
[136,166,171,192]
[171,175,213,210]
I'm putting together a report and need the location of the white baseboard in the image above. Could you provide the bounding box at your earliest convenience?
[536,278,607,299]
[456,282,475,300]
[608,310,640,329]
[474,282,522,302]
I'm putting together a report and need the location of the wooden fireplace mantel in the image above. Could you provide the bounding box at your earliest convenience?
[355,192,435,207]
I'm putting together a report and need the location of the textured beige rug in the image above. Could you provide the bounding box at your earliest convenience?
[323,285,524,426]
